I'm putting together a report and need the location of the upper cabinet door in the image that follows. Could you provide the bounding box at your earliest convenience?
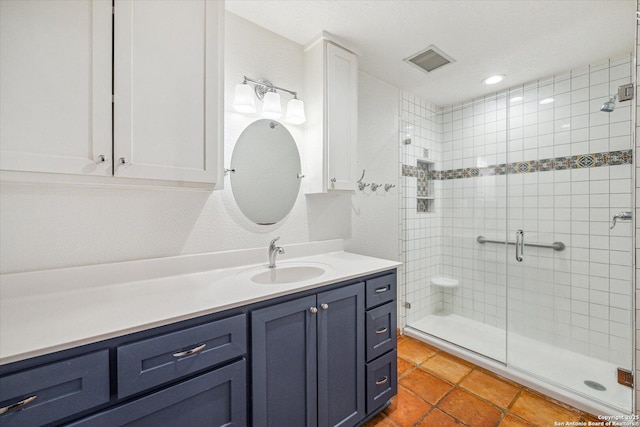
[113,0,222,184]
[0,0,112,176]
[325,43,358,191]
[304,36,358,194]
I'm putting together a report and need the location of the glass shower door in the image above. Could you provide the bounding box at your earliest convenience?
[505,63,634,413]
[400,91,508,364]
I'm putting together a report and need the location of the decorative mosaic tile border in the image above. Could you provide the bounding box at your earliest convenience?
[402,149,632,181]
[406,149,632,213]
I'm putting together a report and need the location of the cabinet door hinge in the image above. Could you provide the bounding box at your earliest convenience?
[112,6,115,14]
[617,368,634,388]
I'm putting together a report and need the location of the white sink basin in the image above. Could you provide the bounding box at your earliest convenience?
[239,262,330,284]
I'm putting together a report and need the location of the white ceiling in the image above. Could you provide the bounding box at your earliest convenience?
[225,0,636,107]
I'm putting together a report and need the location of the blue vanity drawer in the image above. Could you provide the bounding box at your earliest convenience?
[366,302,397,362]
[366,349,397,413]
[365,273,396,309]
[117,313,246,399]
[0,350,110,427]
[69,360,247,427]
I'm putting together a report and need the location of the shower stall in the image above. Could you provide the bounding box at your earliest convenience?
[400,54,634,414]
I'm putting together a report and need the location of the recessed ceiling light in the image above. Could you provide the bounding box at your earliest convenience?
[539,98,555,105]
[483,74,506,85]
[561,123,570,129]
[510,96,523,103]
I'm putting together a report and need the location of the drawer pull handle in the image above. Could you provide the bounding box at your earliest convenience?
[375,327,388,335]
[173,343,207,358]
[375,287,388,294]
[0,395,37,415]
[375,376,388,386]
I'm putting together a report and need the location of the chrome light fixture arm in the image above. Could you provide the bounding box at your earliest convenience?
[243,76,298,100]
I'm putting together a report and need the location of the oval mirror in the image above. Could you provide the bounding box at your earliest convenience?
[230,119,302,225]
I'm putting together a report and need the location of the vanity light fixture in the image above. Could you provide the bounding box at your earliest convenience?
[233,76,306,124]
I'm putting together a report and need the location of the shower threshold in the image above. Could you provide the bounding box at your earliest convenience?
[406,313,631,415]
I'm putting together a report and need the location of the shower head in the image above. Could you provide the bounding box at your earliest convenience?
[600,94,617,112]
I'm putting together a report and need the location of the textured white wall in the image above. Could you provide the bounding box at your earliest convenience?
[0,12,353,273]
[345,72,399,262]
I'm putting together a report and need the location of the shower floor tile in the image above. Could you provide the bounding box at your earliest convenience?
[364,336,598,427]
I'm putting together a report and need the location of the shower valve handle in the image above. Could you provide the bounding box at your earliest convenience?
[610,211,632,229]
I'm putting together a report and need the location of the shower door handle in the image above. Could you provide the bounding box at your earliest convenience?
[515,230,524,262]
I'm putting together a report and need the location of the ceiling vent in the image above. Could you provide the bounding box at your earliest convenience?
[404,45,455,74]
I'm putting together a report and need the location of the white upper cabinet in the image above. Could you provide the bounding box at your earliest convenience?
[304,34,358,193]
[113,0,222,184]
[0,0,112,176]
[0,0,223,186]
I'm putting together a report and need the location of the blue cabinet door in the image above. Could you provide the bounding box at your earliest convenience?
[252,283,366,427]
[317,283,365,427]
[251,295,318,427]
[68,360,246,427]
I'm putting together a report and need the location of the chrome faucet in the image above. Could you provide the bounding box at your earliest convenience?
[268,237,285,268]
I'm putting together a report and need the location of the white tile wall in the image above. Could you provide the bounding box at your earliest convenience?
[399,92,442,325]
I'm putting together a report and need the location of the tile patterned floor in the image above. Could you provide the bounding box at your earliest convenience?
[363,335,601,427]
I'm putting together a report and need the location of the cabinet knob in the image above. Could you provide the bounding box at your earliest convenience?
[309,307,318,314]
[321,303,329,311]
[96,155,108,163]
[119,157,128,165]
[330,177,336,184]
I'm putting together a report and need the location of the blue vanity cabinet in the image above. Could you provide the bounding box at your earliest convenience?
[252,282,365,427]
[0,268,397,426]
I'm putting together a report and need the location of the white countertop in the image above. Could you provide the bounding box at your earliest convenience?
[0,240,400,365]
